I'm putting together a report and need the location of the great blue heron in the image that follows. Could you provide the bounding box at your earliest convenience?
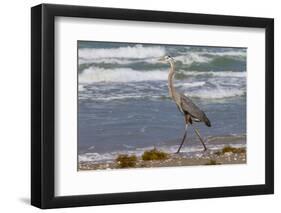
[159,55,211,153]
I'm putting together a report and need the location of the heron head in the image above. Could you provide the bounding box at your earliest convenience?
[158,55,174,63]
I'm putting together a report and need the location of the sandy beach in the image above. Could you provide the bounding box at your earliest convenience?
[78,146,246,171]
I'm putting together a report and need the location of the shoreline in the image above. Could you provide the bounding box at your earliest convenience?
[78,147,246,171]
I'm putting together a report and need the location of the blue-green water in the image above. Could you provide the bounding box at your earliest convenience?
[78,41,246,163]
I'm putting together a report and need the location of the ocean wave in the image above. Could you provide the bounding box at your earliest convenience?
[204,51,246,57]
[79,67,168,83]
[79,58,133,65]
[79,44,166,60]
[78,47,245,68]
[79,67,245,84]
[79,88,245,102]
[78,67,246,100]
[162,51,245,66]
[79,53,245,66]
[174,54,211,65]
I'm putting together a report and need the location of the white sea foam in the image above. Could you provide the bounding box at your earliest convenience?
[175,81,206,88]
[79,150,145,163]
[184,71,246,78]
[79,67,168,83]
[79,44,166,60]
[79,152,115,162]
[187,87,245,99]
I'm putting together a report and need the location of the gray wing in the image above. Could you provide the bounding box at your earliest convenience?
[180,93,211,127]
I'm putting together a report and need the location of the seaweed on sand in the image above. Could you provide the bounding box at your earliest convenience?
[116,154,137,168]
[142,148,169,161]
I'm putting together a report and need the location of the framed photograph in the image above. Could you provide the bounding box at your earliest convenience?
[31,4,274,209]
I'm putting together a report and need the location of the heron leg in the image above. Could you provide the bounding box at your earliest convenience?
[193,127,207,151]
[176,124,188,154]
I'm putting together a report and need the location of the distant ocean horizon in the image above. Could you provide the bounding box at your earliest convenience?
[78,41,247,164]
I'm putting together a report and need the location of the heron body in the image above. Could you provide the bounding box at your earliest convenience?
[161,55,211,153]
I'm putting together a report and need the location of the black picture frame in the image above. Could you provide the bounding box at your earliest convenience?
[31,3,274,209]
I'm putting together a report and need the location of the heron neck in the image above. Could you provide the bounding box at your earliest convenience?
[168,60,176,99]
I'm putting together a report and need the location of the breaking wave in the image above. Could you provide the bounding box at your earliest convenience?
[183,71,246,78]
[174,54,211,64]
[79,67,168,83]
[79,67,246,84]
[79,44,166,60]
[78,45,245,67]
